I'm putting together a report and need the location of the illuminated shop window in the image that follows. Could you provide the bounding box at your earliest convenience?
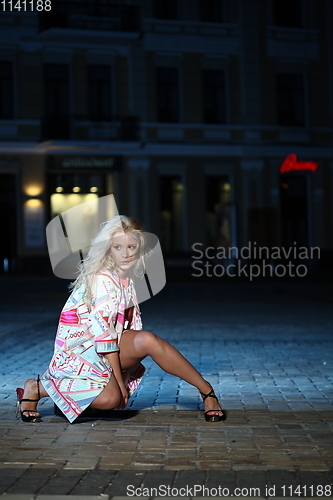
[49,174,104,219]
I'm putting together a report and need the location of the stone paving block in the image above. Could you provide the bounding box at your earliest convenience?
[266,469,300,495]
[172,470,206,488]
[70,469,117,495]
[37,469,88,495]
[0,468,28,494]
[0,495,35,500]
[142,469,176,489]
[104,470,145,496]
[37,496,109,500]
[236,470,267,491]
[298,470,332,489]
[205,470,235,489]
[5,468,56,495]
[63,459,99,470]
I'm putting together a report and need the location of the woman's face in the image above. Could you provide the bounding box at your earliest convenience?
[110,231,139,277]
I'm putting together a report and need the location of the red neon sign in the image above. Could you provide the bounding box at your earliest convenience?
[280,153,319,173]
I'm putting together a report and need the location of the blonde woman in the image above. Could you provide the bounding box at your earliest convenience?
[17,215,225,423]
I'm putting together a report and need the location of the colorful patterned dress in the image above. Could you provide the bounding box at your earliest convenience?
[40,269,144,423]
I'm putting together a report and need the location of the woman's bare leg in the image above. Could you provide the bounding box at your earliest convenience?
[90,373,122,410]
[19,378,49,419]
[118,330,224,417]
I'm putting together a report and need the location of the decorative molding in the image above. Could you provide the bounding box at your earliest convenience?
[204,163,233,175]
[157,162,187,175]
[127,159,150,170]
[0,157,20,172]
[144,33,239,56]
[204,129,230,140]
[158,128,184,140]
[241,160,264,171]
[42,48,73,64]
[244,130,261,140]
[267,40,319,60]
[0,125,18,136]
[279,132,309,143]
[87,49,116,65]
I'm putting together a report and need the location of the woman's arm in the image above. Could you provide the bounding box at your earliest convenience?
[104,351,129,408]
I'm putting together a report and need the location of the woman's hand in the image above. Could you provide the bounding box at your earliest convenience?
[104,351,129,408]
[117,382,129,409]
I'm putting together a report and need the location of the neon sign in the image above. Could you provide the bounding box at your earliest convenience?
[280,153,319,173]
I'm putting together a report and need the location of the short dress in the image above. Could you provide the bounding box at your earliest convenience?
[40,269,144,423]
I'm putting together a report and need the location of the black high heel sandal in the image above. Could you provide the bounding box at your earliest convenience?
[16,375,42,423]
[200,386,226,422]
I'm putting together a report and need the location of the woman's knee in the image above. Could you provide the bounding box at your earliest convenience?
[93,390,122,410]
[134,330,160,354]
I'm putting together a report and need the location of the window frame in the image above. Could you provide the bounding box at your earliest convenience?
[0,61,14,119]
[87,64,112,122]
[276,72,307,127]
[202,68,227,124]
[156,67,180,123]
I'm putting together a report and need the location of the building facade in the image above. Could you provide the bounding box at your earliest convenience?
[0,0,332,274]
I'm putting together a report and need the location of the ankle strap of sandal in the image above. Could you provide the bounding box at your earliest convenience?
[200,389,218,401]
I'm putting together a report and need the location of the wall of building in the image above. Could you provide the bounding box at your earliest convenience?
[0,0,332,274]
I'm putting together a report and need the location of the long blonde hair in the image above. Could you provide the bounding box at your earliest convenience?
[70,215,147,308]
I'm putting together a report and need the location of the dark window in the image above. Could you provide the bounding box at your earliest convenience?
[44,64,69,117]
[0,62,13,119]
[88,65,111,121]
[156,67,179,123]
[43,64,70,139]
[276,73,305,126]
[153,0,177,20]
[200,0,224,23]
[274,0,303,28]
[203,69,226,124]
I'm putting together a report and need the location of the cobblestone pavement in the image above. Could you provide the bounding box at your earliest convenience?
[0,276,332,497]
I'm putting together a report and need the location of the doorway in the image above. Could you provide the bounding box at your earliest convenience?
[0,174,17,272]
[280,174,309,248]
[159,175,184,253]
